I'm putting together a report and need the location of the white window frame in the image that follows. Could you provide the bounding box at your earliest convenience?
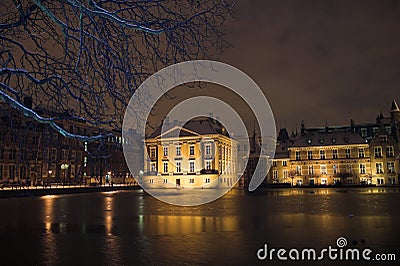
[150,147,156,158]
[345,148,351,159]
[387,146,394,157]
[205,144,211,156]
[376,162,383,174]
[374,146,382,158]
[295,151,301,160]
[189,145,195,156]
[320,165,327,175]
[205,160,212,170]
[358,148,365,158]
[189,161,195,173]
[150,162,157,172]
[359,164,366,174]
[176,161,181,173]
[333,149,338,159]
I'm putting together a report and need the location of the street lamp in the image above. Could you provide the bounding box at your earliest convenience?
[47,170,52,187]
[106,171,112,186]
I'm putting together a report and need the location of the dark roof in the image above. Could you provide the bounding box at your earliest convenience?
[147,117,230,139]
[291,131,366,147]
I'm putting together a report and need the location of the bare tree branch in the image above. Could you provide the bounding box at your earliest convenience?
[0,0,233,142]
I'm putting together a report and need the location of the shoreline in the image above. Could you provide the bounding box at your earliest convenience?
[0,185,141,199]
[1,183,400,199]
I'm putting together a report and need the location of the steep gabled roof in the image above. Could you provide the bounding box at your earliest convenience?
[391,99,400,112]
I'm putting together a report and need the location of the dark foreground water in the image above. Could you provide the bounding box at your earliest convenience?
[0,188,399,265]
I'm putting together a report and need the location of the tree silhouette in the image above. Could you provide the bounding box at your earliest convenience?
[0,0,232,141]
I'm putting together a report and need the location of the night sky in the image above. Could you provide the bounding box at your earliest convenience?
[220,0,400,132]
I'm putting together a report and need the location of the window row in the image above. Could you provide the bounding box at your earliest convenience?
[151,144,213,157]
[150,160,213,173]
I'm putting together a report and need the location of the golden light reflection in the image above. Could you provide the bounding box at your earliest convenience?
[103,194,122,264]
[104,195,113,235]
[140,215,240,235]
[41,194,60,265]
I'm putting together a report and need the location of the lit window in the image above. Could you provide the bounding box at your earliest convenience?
[376,163,383,174]
[307,150,313,160]
[283,160,287,167]
[176,145,181,156]
[345,148,351,159]
[333,149,338,159]
[163,179,168,184]
[273,170,278,179]
[206,160,212,170]
[205,178,210,183]
[150,162,156,172]
[358,148,365,158]
[163,147,168,157]
[190,145,195,156]
[308,165,314,175]
[387,146,394,157]
[320,165,327,175]
[388,162,395,173]
[320,150,325,159]
[189,161,195,172]
[163,162,168,173]
[333,165,337,174]
[176,161,181,173]
[296,165,301,175]
[189,178,195,184]
[295,151,301,160]
[273,160,277,167]
[205,144,211,156]
[283,170,288,178]
[374,147,382,158]
[359,164,366,174]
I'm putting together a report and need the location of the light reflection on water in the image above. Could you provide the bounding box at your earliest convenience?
[0,187,399,265]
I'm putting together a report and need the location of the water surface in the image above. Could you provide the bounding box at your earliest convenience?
[0,188,399,265]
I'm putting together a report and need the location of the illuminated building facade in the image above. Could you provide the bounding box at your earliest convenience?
[267,100,400,186]
[143,117,238,188]
[0,100,131,186]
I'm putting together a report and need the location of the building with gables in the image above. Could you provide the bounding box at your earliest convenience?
[266,100,400,186]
